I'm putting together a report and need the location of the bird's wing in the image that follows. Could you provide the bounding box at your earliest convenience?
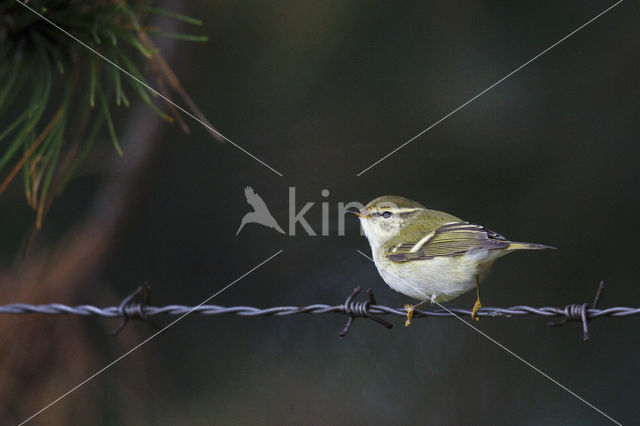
[244,186,269,212]
[387,222,510,262]
[244,186,255,201]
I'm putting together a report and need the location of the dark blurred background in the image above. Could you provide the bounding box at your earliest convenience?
[1,0,639,424]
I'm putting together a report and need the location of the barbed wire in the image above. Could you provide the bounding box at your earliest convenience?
[1,281,637,340]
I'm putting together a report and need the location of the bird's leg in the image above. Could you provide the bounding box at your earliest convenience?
[404,296,432,327]
[471,275,482,322]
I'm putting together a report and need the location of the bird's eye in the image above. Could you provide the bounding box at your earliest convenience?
[382,211,392,219]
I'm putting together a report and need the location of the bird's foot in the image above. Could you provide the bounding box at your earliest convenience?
[471,298,482,322]
[404,304,415,327]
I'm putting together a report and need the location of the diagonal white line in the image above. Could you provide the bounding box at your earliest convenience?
[356,249,373,262]
[19,249,284,425]
[356,0,624,176]
[354,249,622,425]
[430,300,622,425]
[16,0,284,177]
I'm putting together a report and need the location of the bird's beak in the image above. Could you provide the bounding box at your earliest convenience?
[345,207,369,219]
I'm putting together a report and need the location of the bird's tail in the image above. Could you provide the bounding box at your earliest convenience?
[272,222,285,234]
[508,242,556,250]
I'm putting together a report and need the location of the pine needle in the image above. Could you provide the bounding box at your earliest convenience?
[96,86,123,156]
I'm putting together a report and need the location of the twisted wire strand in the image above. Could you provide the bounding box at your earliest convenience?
[1,282,635,339]
[2,302,640,318]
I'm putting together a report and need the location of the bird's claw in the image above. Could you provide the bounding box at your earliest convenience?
[471,299,482,322]
[404,304,414,327]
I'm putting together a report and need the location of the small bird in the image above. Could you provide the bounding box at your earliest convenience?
[236,186,285,235]
[347,195,554,325]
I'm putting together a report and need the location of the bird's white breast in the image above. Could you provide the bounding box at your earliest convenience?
[372,247,504,302]
[360,216,505,302]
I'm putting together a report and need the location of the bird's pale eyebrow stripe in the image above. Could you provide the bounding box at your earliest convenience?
[371,207,422,217]
[390,208,423,214]
[397,211,418,218]
[410,231,435,253]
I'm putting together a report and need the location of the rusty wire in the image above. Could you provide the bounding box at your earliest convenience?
[1,281,637,340]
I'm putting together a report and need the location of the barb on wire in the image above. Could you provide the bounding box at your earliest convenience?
[1,281,637,340]
[339,286,393,337]
[547,280,606,340]
[109,282,162,336]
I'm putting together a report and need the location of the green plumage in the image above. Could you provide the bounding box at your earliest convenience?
[360,196,554,263]
[354,195,555,306]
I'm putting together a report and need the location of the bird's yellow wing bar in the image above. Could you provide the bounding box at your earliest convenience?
[388,222,510,262]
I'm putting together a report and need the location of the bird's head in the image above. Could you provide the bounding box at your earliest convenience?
[346,195,426,247]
